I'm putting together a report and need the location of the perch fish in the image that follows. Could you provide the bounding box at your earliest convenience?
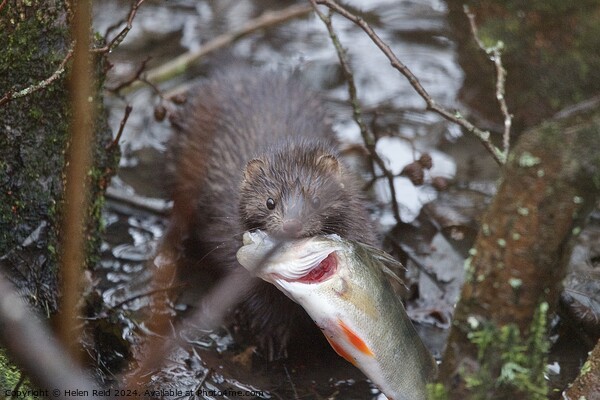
[236,230,437,400]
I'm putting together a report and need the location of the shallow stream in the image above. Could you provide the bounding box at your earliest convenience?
[91,1,596,398]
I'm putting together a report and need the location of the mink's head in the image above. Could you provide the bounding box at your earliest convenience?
[239,141,354,239]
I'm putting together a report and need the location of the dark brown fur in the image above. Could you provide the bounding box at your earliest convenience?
[164,70,377,359]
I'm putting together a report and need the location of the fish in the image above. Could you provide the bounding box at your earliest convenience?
[236,230,438,400]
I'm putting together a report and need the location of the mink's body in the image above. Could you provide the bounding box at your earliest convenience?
[164,71,377,359]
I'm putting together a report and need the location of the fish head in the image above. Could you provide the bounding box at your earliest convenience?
[236,230,349,301]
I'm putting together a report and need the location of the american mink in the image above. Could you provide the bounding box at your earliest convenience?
[164,70,377,360]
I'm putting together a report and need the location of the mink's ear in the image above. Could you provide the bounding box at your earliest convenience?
[316,154,342,177]
[243,158,266,181]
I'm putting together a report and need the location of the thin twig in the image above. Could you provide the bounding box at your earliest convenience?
[0,0,8,13]
[93,0,147,54]
[107,57,152,93]
[314,0,506,165]
[106,104,132,151]
[309,1,402,223]
[193,368,212,395]
[0,45,74,107]
[465,5,512,159]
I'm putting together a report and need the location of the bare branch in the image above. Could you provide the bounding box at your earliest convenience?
[309,1,403,223]
[0,45,74,107]
[107,57,152,93]
[465,5,512,159]
[314,0,506,165]
[93,0,147,54]
[108,285,182,312]
[105,104,132,151]
[105,185,172,215]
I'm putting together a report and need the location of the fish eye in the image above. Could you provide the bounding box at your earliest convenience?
[266,198,276,210]
[311,196,321,209]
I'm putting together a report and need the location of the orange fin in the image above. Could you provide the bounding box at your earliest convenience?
[338,319,374,357]
[325,336,357,366]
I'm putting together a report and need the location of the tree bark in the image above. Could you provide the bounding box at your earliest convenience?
[0,0,115,312]
[0,0,116,389]
[1,0,71,312]
[563,338,600,400]
[439,109,600,398]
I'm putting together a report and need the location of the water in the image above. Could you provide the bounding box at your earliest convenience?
[93,0,580,398]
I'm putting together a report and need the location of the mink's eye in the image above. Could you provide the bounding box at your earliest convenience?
[310,196,321,209]
[266,198,276,210]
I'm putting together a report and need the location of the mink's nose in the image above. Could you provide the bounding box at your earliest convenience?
[282,219,303,237]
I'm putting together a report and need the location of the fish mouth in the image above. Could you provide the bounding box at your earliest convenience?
[274,251,338,284]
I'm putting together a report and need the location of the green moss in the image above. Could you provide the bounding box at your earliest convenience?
[0,349,39,400]
[28,106,44,120]
[482,223,491,236]
[518,151,541,167]
[0,1,71,310]
[463,302,549,399]
[427,383,449,400]
[579,359,592,376]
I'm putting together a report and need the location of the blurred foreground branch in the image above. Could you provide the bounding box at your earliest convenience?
[56,0,94,362]
[123,259,254,389]
[0,271,102,399]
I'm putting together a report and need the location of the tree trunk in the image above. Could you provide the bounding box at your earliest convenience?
[563,338,600,400]
[0,0,116,389]
[0,0,115,312]
[439,109,600,398]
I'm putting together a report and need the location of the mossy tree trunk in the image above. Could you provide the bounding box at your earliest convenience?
[0,0,117,388]
[0,0,116,311]
[1,0,71,312]
[438,111,600,398]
